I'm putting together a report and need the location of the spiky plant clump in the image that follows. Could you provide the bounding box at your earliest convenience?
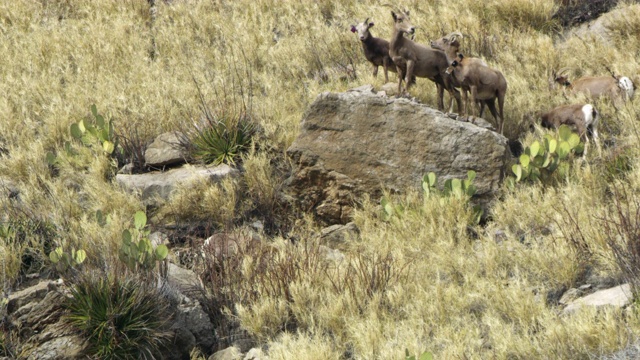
[64,272,171,360]
[190,113,256,166]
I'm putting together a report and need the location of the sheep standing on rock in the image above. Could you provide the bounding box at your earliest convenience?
[430,32,508,134]
[387,10,462,113]
[351,18,395,83]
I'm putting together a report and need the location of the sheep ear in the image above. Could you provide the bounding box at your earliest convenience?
[405,10,410,16]
[391,11,397,20]
[369,22,375,28]
[350,25,356,33]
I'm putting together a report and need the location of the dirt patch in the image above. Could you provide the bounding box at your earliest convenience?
[553,0,622,28]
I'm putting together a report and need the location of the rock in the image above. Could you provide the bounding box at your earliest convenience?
[118,163,135,174]
[116,164,238,205]
[320,245,345,263]
[7,279,61,314]
[174,301,216,353]
[285,88,510,224]
[320,222,359,248]
[564,283,632,314]
[150,231,170,247]
[167,263,202,295]
[380,82,399,96]
[5,280,86,359]
[209,346,242,360]
[562,5,636,47]
[204,231,262,260]
[26,335,85,360]
[559,288,581,305]
[244,348,268,360]
[145,131,187,168]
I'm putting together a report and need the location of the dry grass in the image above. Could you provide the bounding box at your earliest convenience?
[2,0,640,358]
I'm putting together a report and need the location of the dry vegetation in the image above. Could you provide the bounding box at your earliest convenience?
[2,0,640,358]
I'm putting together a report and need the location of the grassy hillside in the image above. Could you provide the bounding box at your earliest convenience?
[2,0,640,358]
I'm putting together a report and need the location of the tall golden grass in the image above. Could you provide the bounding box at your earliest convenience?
[2,0,640,358]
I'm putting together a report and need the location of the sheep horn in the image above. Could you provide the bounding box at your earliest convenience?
[448,31,463,42]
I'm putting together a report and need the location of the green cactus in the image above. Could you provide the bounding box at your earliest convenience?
[119,211,169,274]
[511,125,583,184]
[69,104,118,155]
[383,171,481,223]
[424,170,478,199]
[49,246,87,273]
[405,349,433,360]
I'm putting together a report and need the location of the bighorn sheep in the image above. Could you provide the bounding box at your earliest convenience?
[388,10,461,112]
[350,18,395,83]
[540,103,600,155]
[552,68,635,103]
[430,32,508,134]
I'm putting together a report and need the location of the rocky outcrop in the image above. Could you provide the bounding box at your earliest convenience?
[116,164,237,205]
[4,279,86,360]
[285,85,510,224]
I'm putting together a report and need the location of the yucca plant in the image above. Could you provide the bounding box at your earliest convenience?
[190,112,255,166]
[64,272,171,360]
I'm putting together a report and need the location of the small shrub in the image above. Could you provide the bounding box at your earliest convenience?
[189,112,255,166]
[598,184,640,297]
[119,211,169,277]
[65,272,171,360]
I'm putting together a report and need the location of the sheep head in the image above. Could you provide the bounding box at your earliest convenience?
[351,18,374,41]
[430,31,463,52]
[391,10,415,36]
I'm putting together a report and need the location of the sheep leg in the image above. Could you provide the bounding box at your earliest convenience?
[444,76,461,114]
[486,98,500,130]
[497,90,506,135]
[470,85,479,119]
[395,65,405,94]
[436,82,445,111]
[575,122,589,156]
[478,100,487,118]
[461,88,469,119]
[404,60,415,94]
[382,58,390,83]
[590,126,602,156]
[372,65,378,79]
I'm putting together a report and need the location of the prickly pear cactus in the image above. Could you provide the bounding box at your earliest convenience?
[511,125,583,184]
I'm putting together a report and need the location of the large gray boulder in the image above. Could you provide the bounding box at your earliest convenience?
[285,86,510,224]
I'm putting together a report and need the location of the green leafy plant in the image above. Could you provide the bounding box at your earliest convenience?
[49,246,86,273]
[70,104,118,155]
[65,272,171,359]
[405,349,433,360]
[423,170,477,199]
[119,211,169,275]
[190,113,255,165]
[380,196,405,221]
[381,171,481,223]
[510,125,583,184]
